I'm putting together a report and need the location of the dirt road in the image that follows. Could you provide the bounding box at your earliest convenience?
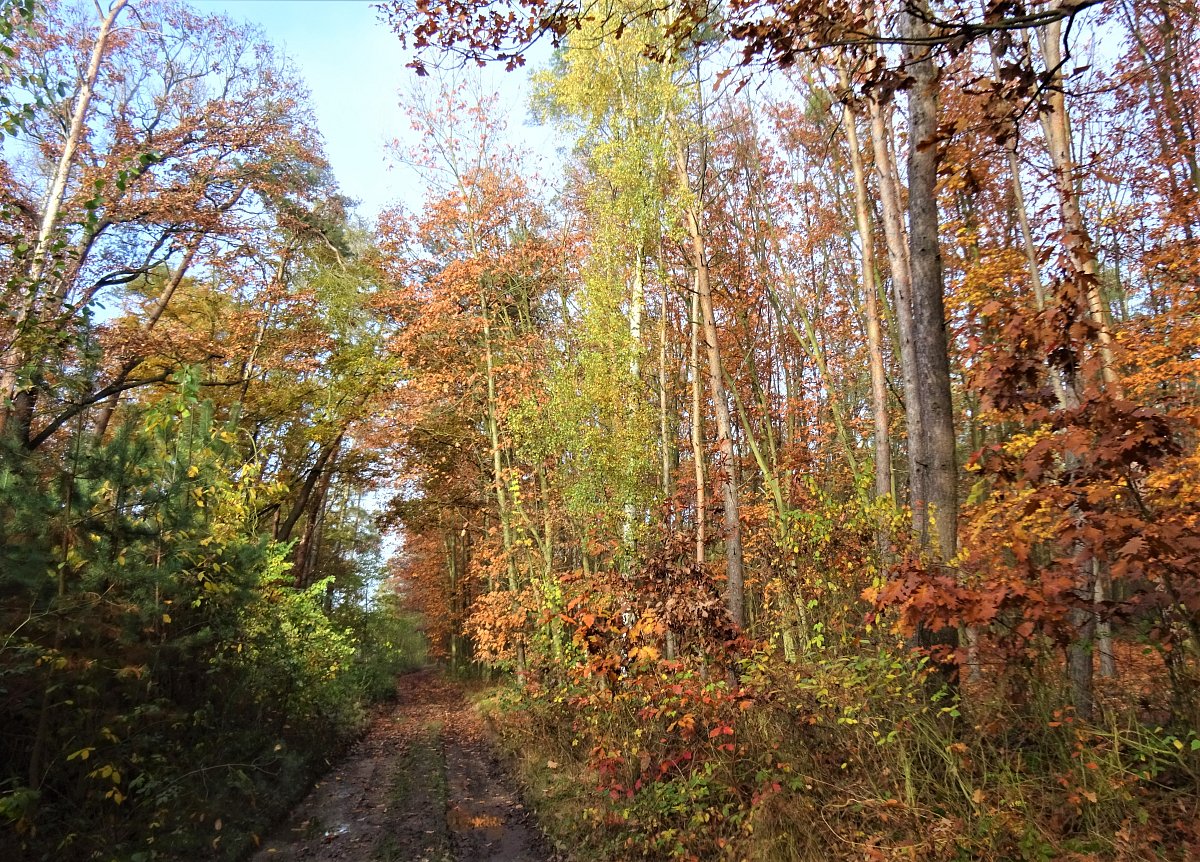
[251,670,556,862]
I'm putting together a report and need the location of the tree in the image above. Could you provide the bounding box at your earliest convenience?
[1,5,411,855]
[0,0,330,451]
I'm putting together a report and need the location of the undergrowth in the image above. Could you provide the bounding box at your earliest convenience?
[0,387,428,860]
[480,645,1200,861]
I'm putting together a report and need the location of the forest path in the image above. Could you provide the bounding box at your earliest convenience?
[251,669,556,862]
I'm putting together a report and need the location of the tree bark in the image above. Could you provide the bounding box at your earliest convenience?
[294,460,336,588]
[904,3,958,562]
[1037,10,1127,713]
[685,203,745,628]
[690,277,707,565]
[898,3,961,677]
[868,94,926,527]
[90,238,203,442]
[658,278,673,504]
[623,253,645,550]
[1037,14,1123,397]
[276,432,344,543]
[839,57,892,510]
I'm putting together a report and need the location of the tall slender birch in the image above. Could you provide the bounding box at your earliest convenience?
[0,0,129,437]
[838,56,893,509]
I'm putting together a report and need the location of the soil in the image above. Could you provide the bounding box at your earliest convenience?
[250,670,558,862]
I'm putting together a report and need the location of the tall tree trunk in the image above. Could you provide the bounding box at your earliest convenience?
[1124,0,1200,211]
[690,277,706,565]
[761,247,862,484]
[900,3,960,677]
[623,253,645,550]
[90,238,203,442]
[868,94,926,526]
[839,58,892,512]
[1037,11,1127,713]
[727,366,806,656]
[537,468,565,671]
[276,432,345,543]
[658,279,673,503]
[447,531,460,673]
[685,201,745,629]
[294,463,335,589]
[904,4,958,562]
[482,289,525,673]
[1037,14,1123,398]
[659,277,679,660]
[0,0,129,438]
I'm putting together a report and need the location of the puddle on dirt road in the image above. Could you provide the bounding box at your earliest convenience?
[448,805,506,842]
[322,824,351,841]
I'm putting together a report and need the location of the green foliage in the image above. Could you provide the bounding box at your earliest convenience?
[510,286,660,549]
[519,10,688,558]
[0,372,421,859]
[337,594,429,702]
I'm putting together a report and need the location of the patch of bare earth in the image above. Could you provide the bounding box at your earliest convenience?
[250,670,557,862]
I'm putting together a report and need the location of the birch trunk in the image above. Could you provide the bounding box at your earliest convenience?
[868,95,927,529]
[839,58,892,509]
[1,0,129,436]
[686,205,745,628]
[690,279,706,565]
[623,254,645,549]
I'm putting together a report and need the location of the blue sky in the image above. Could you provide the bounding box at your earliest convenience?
[197,0,551,221]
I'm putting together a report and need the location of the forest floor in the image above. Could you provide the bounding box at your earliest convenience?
[249,669,558,862]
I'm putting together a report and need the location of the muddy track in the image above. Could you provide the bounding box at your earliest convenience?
[251,670,556,862]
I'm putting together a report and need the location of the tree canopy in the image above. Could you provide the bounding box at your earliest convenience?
[3,0,1200,858]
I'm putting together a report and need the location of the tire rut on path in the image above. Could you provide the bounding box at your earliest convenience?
[251,669,557,862]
